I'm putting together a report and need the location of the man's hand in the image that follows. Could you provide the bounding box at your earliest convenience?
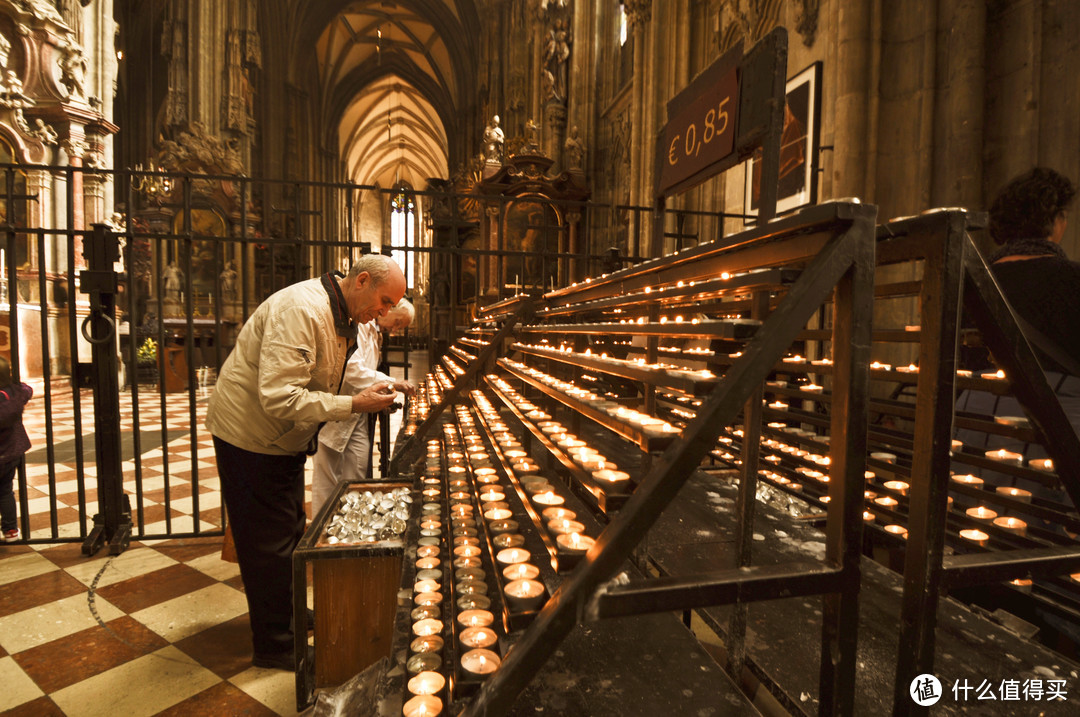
[351,382,397,413]
[393,380,417,397]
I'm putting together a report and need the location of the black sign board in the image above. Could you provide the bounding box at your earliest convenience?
[657,46,742,197]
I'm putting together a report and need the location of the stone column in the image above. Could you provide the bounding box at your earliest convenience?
[931,0,985,209]
[831,0,876,200]
[625,1,652,254]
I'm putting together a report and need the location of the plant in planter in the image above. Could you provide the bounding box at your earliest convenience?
[135,337,158,385]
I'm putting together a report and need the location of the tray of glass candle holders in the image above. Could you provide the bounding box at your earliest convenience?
[312,482,415,548]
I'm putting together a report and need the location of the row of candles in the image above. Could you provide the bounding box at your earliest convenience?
[401,376,442,439]
[487,376,632,492]
[405,431,508,716]
[452,404,556,609]
[689,412,1042,550]
[466,392,599,564]
[502,359,681,437]
[518,341,716,382]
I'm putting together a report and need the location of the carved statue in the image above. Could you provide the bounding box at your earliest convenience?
[58,37,87,99]
[0,69,28,108]
[219,261,238,302]
[523,119,540,152]
[163,262,183,302]
[31,118,58,144]
[482,115,505,163]
[543,19,571,102]
[564,125,585,171]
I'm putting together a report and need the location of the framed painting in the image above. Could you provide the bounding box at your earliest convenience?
[744,61,822,218]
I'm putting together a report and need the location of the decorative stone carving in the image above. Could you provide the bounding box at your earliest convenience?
[563,125,584,172]
[162,9,188,126]
[624,0,652,28]
[795,0,820,47]
[482,115,504,164]
[57,37,87,100]
[0,69,29,108]
[31,117,57,144]
[156,121,244,176]
[542,17,570,102]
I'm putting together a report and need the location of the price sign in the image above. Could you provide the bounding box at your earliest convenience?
[657,62,739,196]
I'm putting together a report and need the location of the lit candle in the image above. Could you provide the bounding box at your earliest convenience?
[482,508,514,521]
[556,532,595,555]
[532,491,566,506]
[414,579,441,593]
[453,545,482,558]
[412,618,443,637]
[503,562,540,581]
[800,384,824,393]
[993,516,1027,536]
[415,557,441,570]
[459,626,498,649]
[417,545,441,558]
[460,648,501,676]
[480,490,506,503]
[950,474,984,488]
[456,579,489,595]
[410,635,443,654]
[960,528,989,547]
[493,532,525,549]
[986,448,1023,466]
[411,605,440,622]
[884,524,908,539]
[408,670,446,696]
[966,506,998,522]
[453,556,482,569]
[503,578,546,611]
[883,480,909,496]
[457,594,492,611]
[547,519,586,535]
[496,547,531,565]
[420,520,442,531]
[873,496,899,508]
[896,364,918,374]
[403,694,443,717]
[456,609,494,628]
[488,520,519,535]
[863,511,875,522]
[592,469,630,484]
[995,486,1032,503]
[1029,458,1054,472]
[542,507,577,521]
[870,452,897,464]
[455,567,485,581]
[950,439,963,454]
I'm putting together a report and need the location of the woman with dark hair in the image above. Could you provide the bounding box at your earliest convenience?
[953,168,1080,504]
[986,167,1080,373]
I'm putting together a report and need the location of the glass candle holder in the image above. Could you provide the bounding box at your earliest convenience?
[460,648,501,676]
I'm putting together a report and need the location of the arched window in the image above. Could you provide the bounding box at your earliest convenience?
[390,187,415,286]
[618,2,628,46]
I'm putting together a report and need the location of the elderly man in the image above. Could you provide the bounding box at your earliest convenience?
[206,254,405,670]
[311,297,416,514]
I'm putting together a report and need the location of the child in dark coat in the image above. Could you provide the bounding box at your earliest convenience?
[0,356,32,542]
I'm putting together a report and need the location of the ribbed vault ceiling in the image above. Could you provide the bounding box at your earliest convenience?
[317,2,458,189]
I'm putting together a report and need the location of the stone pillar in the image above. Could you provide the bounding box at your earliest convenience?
[831,0,876,201]
[625,1,651,254]
[931,0,986,210]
